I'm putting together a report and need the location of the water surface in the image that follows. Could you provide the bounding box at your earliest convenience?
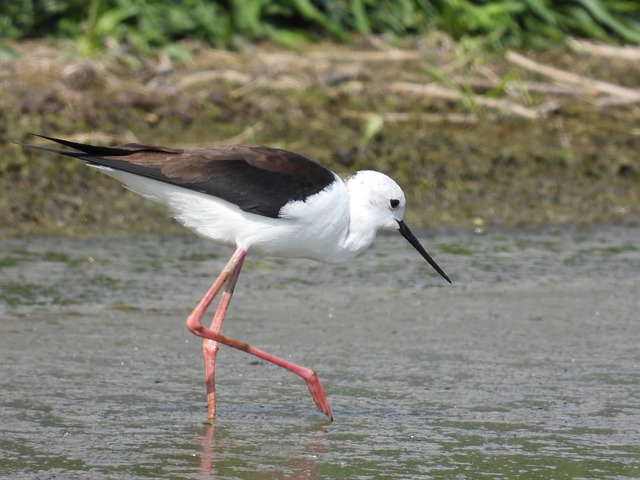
[1,227,639,478]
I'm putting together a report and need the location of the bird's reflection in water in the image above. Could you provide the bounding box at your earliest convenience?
[196,420,329,479]
[197,423,216,477]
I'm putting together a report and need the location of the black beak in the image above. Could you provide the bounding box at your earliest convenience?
[397,220,451,284]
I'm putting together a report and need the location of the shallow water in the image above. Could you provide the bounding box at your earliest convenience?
[1,227,639,479]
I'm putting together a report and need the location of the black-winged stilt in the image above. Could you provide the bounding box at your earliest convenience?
[22,134,451,421]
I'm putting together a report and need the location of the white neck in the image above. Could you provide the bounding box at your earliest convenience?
[333,174,389,262]
[338,207,379,260]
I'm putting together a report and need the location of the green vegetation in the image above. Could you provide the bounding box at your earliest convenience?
[1,0,639,55]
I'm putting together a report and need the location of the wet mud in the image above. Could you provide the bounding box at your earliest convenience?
[1,227,639,478]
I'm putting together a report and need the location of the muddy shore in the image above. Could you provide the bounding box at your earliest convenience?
[1,38,639,237]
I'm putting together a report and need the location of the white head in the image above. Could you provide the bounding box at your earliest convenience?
[345,170,406,230]
[345,170,451,283]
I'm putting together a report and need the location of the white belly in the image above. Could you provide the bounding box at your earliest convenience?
[96,167,355,264]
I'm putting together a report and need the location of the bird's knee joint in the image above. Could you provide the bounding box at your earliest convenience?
[187,321,204,336]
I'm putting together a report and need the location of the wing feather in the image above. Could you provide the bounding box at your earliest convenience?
[23,135,336,218]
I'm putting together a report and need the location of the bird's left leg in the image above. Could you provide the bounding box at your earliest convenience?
[186,247,246,420]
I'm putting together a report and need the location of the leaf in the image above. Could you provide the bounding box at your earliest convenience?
[578,0,640,43]
[361,115,384,144]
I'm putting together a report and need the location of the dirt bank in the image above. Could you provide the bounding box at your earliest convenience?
[1,37,639,236]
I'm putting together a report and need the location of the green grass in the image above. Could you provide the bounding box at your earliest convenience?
[1,282,39,306]
[1,0,639,57]
[440,243,475,255]
[576,244,639,257]
[177,252,220,262]
[0,256,24,268]
[0,249,85,268]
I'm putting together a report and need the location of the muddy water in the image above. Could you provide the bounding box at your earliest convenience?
[1,227,639,479]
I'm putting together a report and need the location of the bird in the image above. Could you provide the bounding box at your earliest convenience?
[21,134,451,421]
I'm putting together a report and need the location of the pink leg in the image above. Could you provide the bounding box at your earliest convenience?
[202,250,245,419]
[188,248,245,420]
[186,247,333,421]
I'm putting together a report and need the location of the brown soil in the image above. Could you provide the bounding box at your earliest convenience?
[1,36,639,237]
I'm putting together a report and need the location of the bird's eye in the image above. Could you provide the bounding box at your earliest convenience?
[390,199,400,209]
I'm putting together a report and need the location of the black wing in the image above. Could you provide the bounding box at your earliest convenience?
[22,134,337,218]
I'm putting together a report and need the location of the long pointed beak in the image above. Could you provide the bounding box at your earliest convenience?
[397,220,451,284]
